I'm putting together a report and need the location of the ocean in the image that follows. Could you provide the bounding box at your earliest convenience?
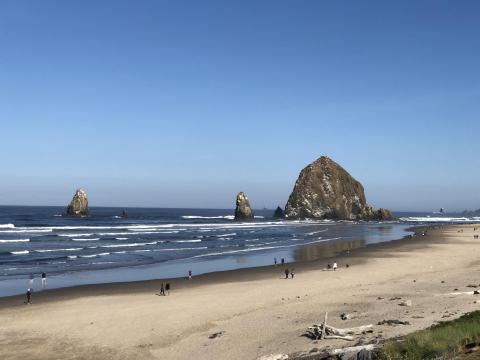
[0,206,477,296]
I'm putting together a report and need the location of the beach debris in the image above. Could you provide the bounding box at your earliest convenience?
[376,297,384,300]
[306,312,373,341]
[208,331,224,339]
[467,284,478,288]
[377,319,410,326]
[328,344,380,357]
[389,297,402,301]
[399,300,412,307]
[257,354,288,360]
[475,291,480,295]
[340,313,349,321]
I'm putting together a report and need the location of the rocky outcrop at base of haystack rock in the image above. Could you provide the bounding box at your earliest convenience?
[273,206,285,219]
[234,192,254,221]
[284,156,394,221]
[66,188,89,217]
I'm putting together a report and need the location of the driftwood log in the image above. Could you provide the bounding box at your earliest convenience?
[307,323,373,341]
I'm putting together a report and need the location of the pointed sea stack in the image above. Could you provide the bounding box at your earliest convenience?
[273,206,285,219]
[284,156,394,221]
[66,188,89,217]
[234,192,254,221]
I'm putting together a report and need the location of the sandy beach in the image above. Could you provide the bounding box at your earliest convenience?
[1,224,480,360]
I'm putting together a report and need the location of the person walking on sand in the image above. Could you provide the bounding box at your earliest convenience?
[165,283,170,295]
[25,289,31,304]
[160,283,165,296]
[291,268,295,279]
[333,261,338,271]
[41,272,47,289]
[188,270,192,280]
[281,258,285,265]
[284,268,290,279]
[274,257,277,266]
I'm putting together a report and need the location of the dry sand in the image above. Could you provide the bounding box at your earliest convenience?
[1,224,480,360]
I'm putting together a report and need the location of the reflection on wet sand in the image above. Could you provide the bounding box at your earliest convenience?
[294,238,366,262]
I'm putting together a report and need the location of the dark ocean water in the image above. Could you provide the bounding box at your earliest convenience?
[0,206,475,296]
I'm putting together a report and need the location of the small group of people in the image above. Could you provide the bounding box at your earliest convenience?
[474,234,479,239]
[28,272,47,289]
[327,261,338,271]
[274,257,285,266]
[25,272,48,304]
[159,282,171,296]
[284,268,295,279]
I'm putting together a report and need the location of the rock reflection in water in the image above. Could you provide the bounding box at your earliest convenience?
[293,239,366,262]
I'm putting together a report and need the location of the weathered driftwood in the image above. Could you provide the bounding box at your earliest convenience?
[307,323,373,340]
[329,343,380,355]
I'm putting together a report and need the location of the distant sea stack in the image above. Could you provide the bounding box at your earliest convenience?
[234,192,254,221]
[284,156,394,221]
[66,188,89,217]
[273,206,285,219]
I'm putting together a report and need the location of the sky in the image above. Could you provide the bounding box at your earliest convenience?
[0,1,479,212]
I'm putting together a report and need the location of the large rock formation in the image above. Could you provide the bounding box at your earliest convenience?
[66,188,89,217]
[273,206,285,219]
[284,156,394,221]
[234,192,254,221]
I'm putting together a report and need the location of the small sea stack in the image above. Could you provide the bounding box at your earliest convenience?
[285,156,394,221]
[234,192,254,221]
[66,188,89,217]
[273,206,285,219]
[121,209,128,218]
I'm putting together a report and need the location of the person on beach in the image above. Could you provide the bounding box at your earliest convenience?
[160,283,165,296]
[284,268,289,279]
[165,283,170,295]
[25,289,31,304]
[29,273,34,288]
[290,268,295,279]
[281,258,285,265]
[41,272,47,289]
[274,257,277,266]
[333,261,338,271]
[188,270,192,280]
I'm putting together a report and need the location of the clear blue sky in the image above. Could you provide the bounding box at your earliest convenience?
[0,1,479,211]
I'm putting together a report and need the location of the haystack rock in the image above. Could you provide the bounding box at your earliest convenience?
[66,188,89,217]
[234,192,254,221]
[284,156,394,221]
[273,206,285,219]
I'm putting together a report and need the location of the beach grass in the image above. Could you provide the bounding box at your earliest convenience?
[380,311,480,360]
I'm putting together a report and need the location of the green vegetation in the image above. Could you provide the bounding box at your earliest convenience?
[379,311,480,360]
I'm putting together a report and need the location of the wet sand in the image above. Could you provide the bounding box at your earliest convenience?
[0,224,479,359]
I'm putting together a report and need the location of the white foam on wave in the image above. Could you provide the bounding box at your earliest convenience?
[173,239,202,243]
[0,223,15,229]
[306,229,328,235]
[72,238,100,241]
[81,252,110,258]
[35,248,83,253]
[400,216,480,223]
[58,233,93,237]
[115,237,129,240]
[10,250,29,255]
[0,228,52,233]
[181,215,234,219]
[0,238,30,243]
[194,237,343,258]
[153,246,208,252]
[215,233,237,237]
[100,242,157,248]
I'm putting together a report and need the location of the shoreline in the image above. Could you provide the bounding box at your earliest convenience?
[0,224,421,302]
[1,223,478,360]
